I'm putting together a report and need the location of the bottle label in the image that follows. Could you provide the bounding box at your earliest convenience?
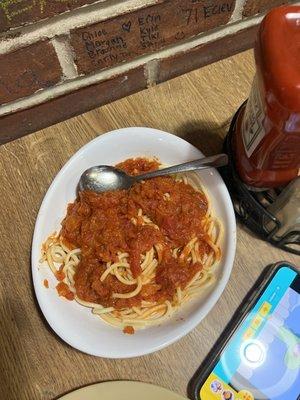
[242,75,266,157]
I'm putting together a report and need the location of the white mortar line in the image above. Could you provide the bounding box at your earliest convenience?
[0,15,263,117]
[51,36,78,79]
[0,0,159,55]
[145,59,159,86]
[230,0,246,22]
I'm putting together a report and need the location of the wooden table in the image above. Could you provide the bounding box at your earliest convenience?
[0,50,299,400]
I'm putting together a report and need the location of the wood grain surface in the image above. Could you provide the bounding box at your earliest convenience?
[0,50,298,400]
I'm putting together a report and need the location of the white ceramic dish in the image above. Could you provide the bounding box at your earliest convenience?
[32,127,236,358]
[58,381,188,400]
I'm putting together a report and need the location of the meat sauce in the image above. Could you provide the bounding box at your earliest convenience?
[60,158,209,308]
[123,325,135,335]
[56,282,75,301]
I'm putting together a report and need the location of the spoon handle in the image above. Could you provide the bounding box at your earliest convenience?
[134,154,228,181]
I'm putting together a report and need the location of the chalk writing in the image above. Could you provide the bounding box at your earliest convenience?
[80,31,131,68]
[182,2,233,25]
[71,0,235,74]
[93,51,130,67]
[175,31,185,41]
[122,21,131,32]
[138,14,161,26]
[203,2,234,18]
[16,70,40,89]
[1,0,35,21]
[138,13,164,49]
[0,0,78,21]
[182,8,198,25]
[0,78,15,95]
[82,29,108,41]
[84,36,127,58]
[0,70,43,98]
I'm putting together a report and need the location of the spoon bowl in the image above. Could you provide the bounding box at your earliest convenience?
[79,166,133,192]
[79,154,228,193]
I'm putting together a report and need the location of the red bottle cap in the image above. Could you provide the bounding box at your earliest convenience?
[258,6,300,112]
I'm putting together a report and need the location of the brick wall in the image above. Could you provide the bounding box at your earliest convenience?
[0,0,298,143]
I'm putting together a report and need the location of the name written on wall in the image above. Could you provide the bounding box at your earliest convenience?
[82,29,129,66]
[76,0,235,71]
[138,14,165,49]
[183,1,234,24]
[80,12,167,68]
[0,0,76,21]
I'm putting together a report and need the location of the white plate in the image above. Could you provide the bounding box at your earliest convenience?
[32,127,236,358]
[58,381,187,400]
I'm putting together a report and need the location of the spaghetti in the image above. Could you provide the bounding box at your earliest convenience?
[40,158,222,333]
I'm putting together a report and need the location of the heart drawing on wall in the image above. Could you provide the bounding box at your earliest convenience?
[122,21,132,32]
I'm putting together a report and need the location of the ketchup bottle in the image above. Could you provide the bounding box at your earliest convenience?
[232,6,300,189]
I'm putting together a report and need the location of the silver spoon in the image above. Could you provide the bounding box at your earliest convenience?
[78,153,228,193]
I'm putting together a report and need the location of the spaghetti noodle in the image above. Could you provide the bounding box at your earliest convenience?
[40,158,222,333]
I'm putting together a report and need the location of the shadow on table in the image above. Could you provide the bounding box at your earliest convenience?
[174,119,231,156]
[30,277,73,351]
[0,296,29,399]
[0,287,73,400]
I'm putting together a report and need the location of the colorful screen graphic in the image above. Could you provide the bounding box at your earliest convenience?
[200,266,300,400]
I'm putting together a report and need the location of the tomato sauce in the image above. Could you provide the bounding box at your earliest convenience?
[60,158,209,309]
[123,326,135,335]
[55,265,65,282]
[56,282,75,301]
